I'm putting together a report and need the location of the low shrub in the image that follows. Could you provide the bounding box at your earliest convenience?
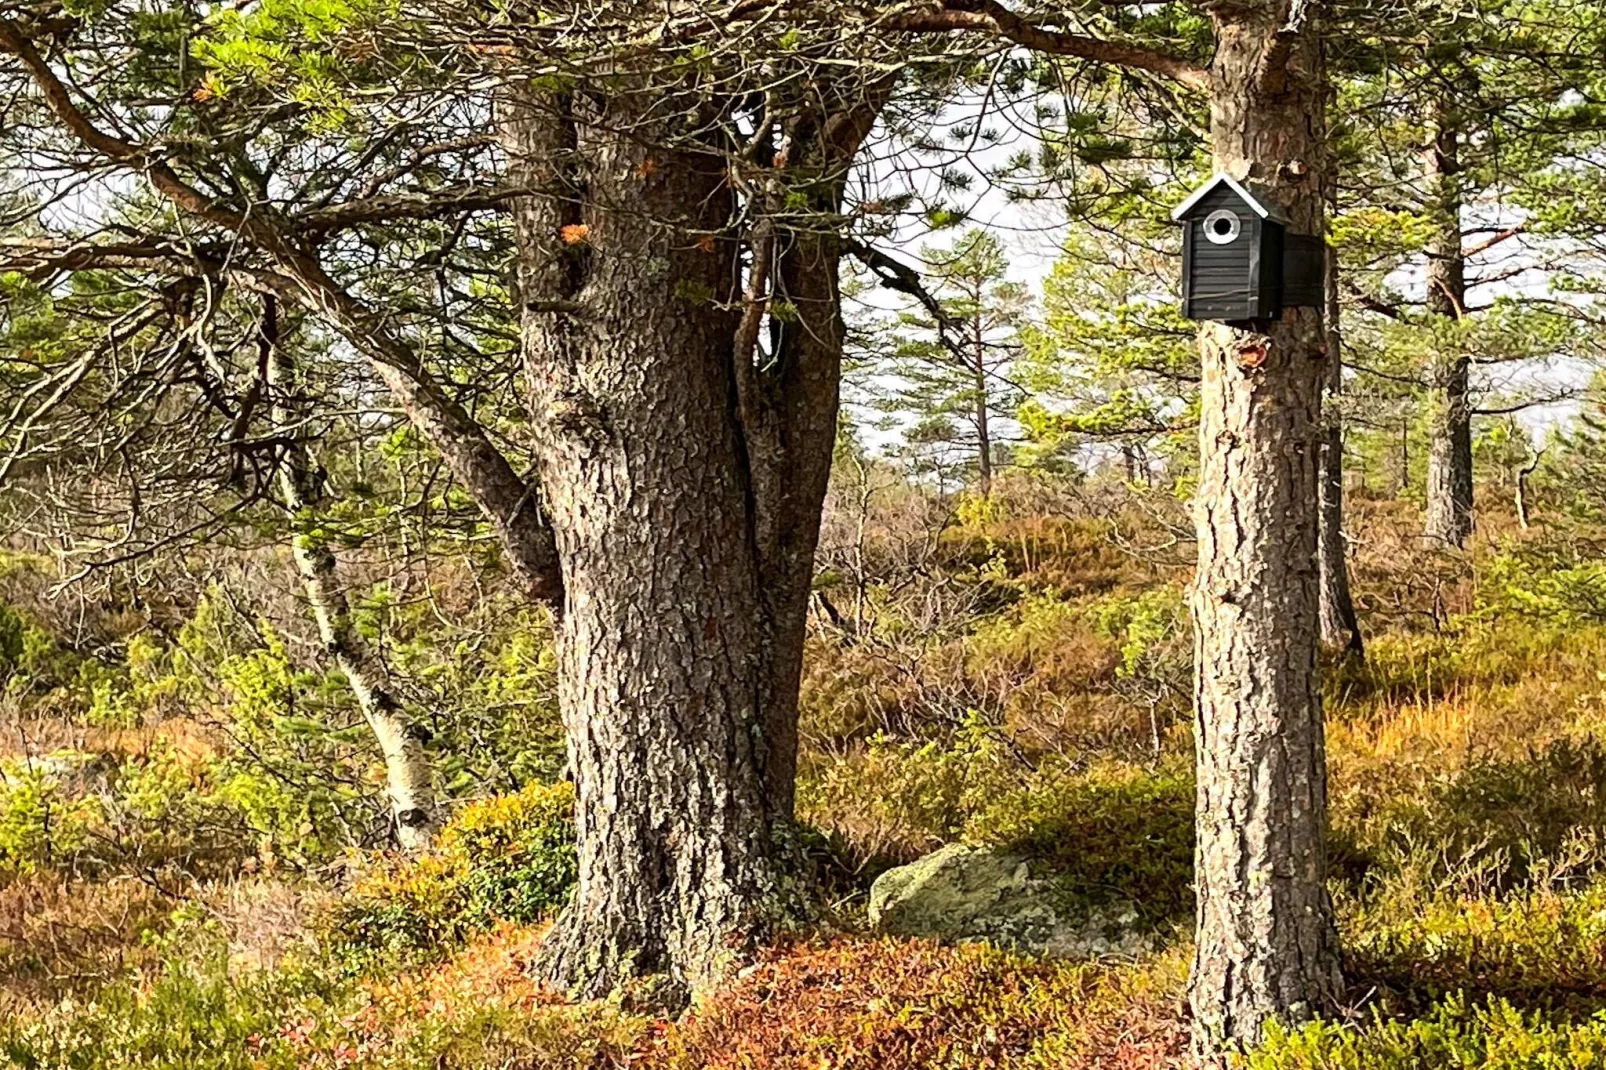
[797,718,1027,869]
[660,937,1187,1070]
[0,919,648,1070]
[1248,995,1606,1069]
[1345,880,1606,1009]
[323,781,577,969]
[965,760,1196,927]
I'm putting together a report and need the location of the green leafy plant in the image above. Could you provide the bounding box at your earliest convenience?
[323,781,578,970]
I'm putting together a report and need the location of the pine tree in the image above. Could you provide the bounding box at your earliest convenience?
[1017,225,1197,483]
[1334,0,1606,546]
[850,228,1027,494]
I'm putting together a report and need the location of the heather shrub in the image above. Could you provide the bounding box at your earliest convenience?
[965,760,1196,927]
[323,781,577,969]
[0,871,175,1007]
[1248,995,1606,1070]
[1341,736,1606,896]
[660,937,1188,1070]
[1345,879,1606,1007]
[0,924,337,1070]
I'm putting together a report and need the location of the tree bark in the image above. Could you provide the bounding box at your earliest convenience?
[1189,5,1344,1061]
[502,86,875,1001]
[262,298,440,852]
[1422,101,1474,547]
[1318,214,1363,656]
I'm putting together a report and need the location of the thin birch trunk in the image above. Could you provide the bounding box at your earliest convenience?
[263,298,439,852]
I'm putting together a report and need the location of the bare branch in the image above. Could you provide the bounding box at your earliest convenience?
[0,16,565,607]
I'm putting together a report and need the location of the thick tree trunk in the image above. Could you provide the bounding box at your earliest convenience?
[1318,224,1363,656]
[502,86,871,1001]
[751,216,852,818]
[508,95,777,1003]
[263,299,439,851]
[1189,6,1343,1061]
[1422,105,1473,547]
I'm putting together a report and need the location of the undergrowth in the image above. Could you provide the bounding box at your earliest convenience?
[9,488,1606,1067]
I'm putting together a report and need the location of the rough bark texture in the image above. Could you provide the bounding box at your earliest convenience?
[1189,6,1344,1062]
[502,85,874,1001]
[263,300,439,851]
[1422,104,1474,547]
[1318,228,1363,656]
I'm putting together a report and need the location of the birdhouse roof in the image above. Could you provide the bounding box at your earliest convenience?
[1171,174,1289,224]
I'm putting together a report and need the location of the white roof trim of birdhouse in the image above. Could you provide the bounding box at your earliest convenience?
[1171,174,1288,224]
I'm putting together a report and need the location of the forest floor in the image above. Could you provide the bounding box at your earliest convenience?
[5,482,1606,1068]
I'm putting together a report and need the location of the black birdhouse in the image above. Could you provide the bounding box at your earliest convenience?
[1173,175,1326,323]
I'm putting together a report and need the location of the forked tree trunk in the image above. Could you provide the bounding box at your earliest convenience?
[1189,6,1343,1061]
[262,299,439,851]
[503,86,871,1002]
[1422,103,1474,547]
[1318,219,1363,656]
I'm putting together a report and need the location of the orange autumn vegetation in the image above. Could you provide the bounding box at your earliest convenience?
[662,938,1187,1070]
[307,924,1188,1070]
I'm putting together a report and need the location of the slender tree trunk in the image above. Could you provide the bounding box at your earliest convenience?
[1318,211,1363,656]
[502,85,876,1002]
[753,206,855,818]
[1422,102,1473,547]
[1397,415,1411,497]
[972,311,993,495]
[1189,6,1343,1061]
[262,298,439,852]
[1516,437,1543,530]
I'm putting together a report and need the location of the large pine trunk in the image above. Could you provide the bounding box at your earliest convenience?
[502,86,862,1001]
[1422,106,1473,547]
[1189,6,1343,1060]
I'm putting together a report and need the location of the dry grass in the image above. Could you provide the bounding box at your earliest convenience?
[0,871,173,1010]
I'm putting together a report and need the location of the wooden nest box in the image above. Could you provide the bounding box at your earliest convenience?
[1173,174,1325,323]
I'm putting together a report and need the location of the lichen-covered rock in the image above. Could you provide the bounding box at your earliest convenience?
[867,843,1149,959]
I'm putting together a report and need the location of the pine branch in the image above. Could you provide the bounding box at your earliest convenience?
[885,1,1210,92]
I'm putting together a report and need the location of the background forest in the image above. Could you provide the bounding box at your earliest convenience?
[5,0,1606,1067]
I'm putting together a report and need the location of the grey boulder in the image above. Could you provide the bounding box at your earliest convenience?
[867,843,1149,959]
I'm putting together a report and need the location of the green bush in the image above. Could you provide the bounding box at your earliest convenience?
[1481,551,1606,628]
[1248,995,1606,1069]
[1351,736,1606,896]
[964,761,1196,927]
[323,781,577,969]
[0,753,103,875]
